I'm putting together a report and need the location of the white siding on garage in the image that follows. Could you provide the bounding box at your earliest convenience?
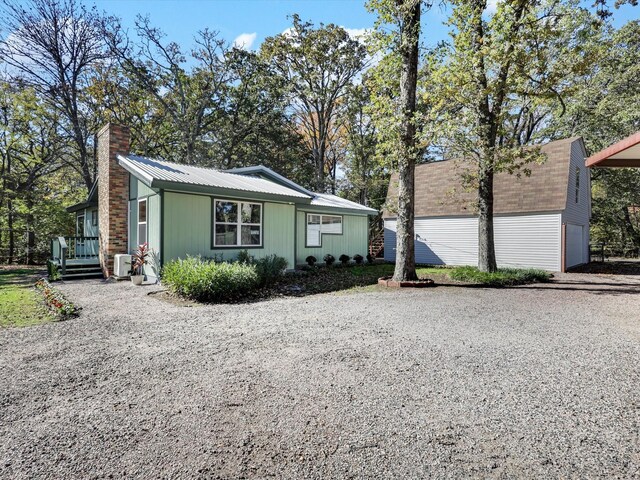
[385,212,562,271]
[561,140,591,266]
[566,224,585,269]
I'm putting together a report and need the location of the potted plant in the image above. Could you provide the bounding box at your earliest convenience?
[130,242,149,286]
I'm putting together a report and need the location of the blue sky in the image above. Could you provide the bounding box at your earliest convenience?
[91,0,637,51]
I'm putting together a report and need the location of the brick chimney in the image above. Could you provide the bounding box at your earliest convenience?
[97,123,130,277]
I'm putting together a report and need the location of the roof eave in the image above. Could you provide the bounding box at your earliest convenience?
[586,131,640,168]
[155,180,312,204]
[66,201,96,213]
[117,155,155,187]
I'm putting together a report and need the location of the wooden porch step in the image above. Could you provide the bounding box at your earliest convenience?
[62,271,103,279]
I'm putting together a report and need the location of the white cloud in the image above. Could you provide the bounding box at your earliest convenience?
[233,32,257,50]
[344,27,370,40]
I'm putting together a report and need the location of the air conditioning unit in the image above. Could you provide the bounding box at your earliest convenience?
[114,254,132,279]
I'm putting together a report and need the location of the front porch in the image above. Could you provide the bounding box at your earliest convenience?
[50,236,102,279]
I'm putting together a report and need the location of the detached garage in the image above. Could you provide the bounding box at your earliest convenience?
[384,137,591,272]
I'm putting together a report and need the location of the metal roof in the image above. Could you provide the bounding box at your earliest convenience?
[310,193,378,214]
[226,165,315,196]
[586,131,640,168]
[118,154,378,215]
[118,154,311,199]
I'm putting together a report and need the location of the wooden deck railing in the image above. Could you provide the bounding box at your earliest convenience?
[51,236,99,275]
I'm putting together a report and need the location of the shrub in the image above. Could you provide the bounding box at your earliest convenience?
[323,254,335,266]
[47,260,61,281]
[448,266,551,287]
[131,242,149,275]
[353,254,364,265]
[339,254,351,265]
[237,249,253,265]
[254,254,288,286]
[305,255,317,266]
[161,256,259,302]
[366,253,374,264]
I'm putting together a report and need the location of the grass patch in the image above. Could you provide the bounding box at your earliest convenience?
[0,267,52,327]
[447,266,551,286]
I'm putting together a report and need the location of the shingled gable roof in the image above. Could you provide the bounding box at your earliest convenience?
[384,137,581,218]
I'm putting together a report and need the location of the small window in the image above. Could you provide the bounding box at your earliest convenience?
[306,214,343,247]
[77,214,85,237]
[575,167,580,203]
[91,210,98,226]
[138,199,147,245]
[213,199,262,247]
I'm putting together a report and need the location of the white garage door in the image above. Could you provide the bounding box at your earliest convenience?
[566,224,584,269]
[384,213,562,271]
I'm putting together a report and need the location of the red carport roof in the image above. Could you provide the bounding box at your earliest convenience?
[586,131,640,168]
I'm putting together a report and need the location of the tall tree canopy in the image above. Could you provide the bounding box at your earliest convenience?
[430,0,598,272]
[261,15,367,192]
[0,0,115,190]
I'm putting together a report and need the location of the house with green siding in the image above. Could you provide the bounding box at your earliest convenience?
[60,124,376,279]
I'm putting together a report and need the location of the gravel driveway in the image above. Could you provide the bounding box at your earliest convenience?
[1,272,639,478]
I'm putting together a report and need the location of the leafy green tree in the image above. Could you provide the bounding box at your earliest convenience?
[0,0,115,192]
[544,20,640,253]
[430,0,597,272]
[261,15,367,192]
[367,0,422,281]
[0,82,78,263]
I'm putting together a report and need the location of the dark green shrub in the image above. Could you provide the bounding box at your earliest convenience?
[237,249,253,265]
[353,254,364,265]
[448,266,551,287]
[161,256,259,302]
[254,254,288,286]
[305,255,317,266]
[47,260,61,281]
[339,254,351,265]
[366,253,374,264]
[323,254,335,266]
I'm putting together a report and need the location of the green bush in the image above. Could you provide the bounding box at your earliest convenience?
[448,266,551,286]
[47,260,61,281]
[237,249,253,265]
[305,255,317,266]
[353,254,364,265]
[339,254,351,265]
[161,256,259,302]
[254,254,288,286]
[323,254,335,266]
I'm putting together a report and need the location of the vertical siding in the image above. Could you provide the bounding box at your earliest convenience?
[84,208,99,237]
[296,211,368,264]
[129,176,156,199]
[146,194,161,277]
[561,139,591,265]
[385,212,562,271]
[128,177,161,278]
[163,191,295,268]
[129,200,137,251]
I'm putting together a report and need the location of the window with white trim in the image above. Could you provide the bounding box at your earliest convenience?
[214,200,262,247]
[306,214,342,247]
[138,198,147,245]
[575,167,580,203]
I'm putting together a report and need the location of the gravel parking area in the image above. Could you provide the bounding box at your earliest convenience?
[1,273,639,478]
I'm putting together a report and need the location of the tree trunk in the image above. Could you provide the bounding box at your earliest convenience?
[7,200,14,264]
[392,0,421,282]
[621,206,640,255]
[477,155,497,272]
[26,197,35,265]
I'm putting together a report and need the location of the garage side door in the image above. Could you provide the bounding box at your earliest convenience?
[565,224,584,269]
